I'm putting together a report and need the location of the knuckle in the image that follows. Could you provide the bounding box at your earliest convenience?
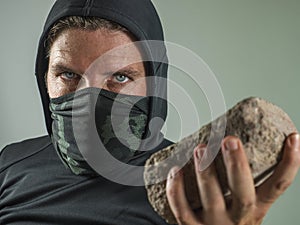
[198,166,215,179]
[274,179,292,193]
[174,211,191,224]
[230,201,256,225]
[236,198,255,211]
[203,201,226,213]
[227,159,247,172]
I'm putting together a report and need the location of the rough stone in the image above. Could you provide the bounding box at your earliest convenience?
[144,97,297,224]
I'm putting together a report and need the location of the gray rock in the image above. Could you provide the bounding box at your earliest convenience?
[144,97,297,224]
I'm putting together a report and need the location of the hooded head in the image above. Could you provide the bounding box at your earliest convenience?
[35,0,169,175]
[36,0,168,139]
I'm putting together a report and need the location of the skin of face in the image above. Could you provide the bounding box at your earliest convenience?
[46,28,147,98]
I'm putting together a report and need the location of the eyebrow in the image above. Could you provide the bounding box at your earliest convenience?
[102,66,142,77]
[50,63,142,77]
[115,68,141,76]
[49,64,81,74]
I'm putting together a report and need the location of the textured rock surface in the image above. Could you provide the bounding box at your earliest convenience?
[144,97,297,224]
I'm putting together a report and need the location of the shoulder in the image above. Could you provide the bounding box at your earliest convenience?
[0,135,52,173]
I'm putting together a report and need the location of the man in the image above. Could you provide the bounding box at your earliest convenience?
[0,0,299,225]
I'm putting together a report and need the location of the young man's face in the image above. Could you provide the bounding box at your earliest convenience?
[46,28,147,98]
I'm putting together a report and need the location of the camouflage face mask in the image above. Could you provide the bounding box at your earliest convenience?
[49,87,148,176]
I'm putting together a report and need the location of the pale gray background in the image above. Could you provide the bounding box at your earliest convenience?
[0,0,299,224]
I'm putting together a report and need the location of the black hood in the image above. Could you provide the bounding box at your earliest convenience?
[35,0,168,144]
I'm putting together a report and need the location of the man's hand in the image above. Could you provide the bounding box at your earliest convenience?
[166,133,300,225]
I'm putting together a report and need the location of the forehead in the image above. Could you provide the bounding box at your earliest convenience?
[49,28,144,73]
[50,28,139,57]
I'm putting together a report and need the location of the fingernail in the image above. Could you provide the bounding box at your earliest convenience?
[195,146,205,160]
[195,146,206,171]
[224,138,239,151]
[290,133,300,151]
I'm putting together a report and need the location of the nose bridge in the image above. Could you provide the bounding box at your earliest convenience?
[80,53,112,89]
[81,70,106,89]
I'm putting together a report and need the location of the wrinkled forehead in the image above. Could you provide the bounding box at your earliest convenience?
[48,27,145,73]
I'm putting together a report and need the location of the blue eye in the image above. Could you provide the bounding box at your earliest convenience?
[61,72,77,80]
[114,74,129,83]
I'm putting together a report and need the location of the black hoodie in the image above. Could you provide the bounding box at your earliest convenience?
[0,0,173,224]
